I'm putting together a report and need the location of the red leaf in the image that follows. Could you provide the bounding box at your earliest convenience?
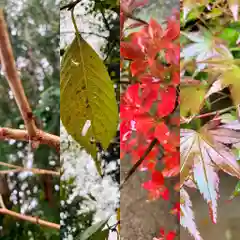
[139,74,161,84]
[148,18,163,39]
[171,71,180,86]
[154,122,169,144]
[120,42,144,59]
[135,116,155,137]
[164,18,179,41]
[162,152,180,177]
[155,228,176,240]
[156,87,176,117]
[152,170,164,185]
[166,231,176,240]
[142,171,170,200]
[130,59,148,76]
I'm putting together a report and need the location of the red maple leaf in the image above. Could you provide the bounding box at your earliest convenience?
[154,228,176,240]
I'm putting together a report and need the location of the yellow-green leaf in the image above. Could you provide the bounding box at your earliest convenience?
[116,207,120,232]
[180,84,207,117]
[221,65,240,105]
[60,35,118,158]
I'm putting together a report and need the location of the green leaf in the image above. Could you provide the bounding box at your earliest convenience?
[220,65,240,105]
[181,29,233,72]
[228,21,240,33]
[60,35,118,158]
[78,217,110,240]
[180,84,207,117]
[91,229,109,240]
[219,28,239,46]
[230,181,240,200]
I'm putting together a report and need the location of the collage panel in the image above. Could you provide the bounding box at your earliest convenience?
[2,1,240,240]
[0,1,60,239]
[180,1,240,240]
[60,0,120,239]
[120,0,180,240]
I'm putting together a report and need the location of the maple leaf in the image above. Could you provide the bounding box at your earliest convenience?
[218,65,240,106]
[208,119,240,148]
[142,170,169,201]
[204,66,240,115]
[183,0,210,20]
[180,187,202,240]
[154,228,176,240]
[162,151,180,177]
[181,29,232,72]
[142,84,176,117]
[180,125,240,223]
[228,0,239,21]
[180,83,207,117]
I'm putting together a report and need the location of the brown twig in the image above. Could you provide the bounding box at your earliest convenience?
[0,10,37,138]
[120,138,158,190]
[180,106,236,124]
[0,127,60,151]
[0,208,60,230]
[0,161,60,176]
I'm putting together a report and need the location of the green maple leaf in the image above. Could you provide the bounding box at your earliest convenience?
[181,29,233,72]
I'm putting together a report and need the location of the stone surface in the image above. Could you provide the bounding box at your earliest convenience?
[120,158,177,240]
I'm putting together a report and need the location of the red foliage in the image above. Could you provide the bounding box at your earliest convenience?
[120,5,180,240]
[154,228,176,240]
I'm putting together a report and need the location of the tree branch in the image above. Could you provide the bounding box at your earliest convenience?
[0,10,37,138]
[120,138,158,190]
[0,161,60,176]
[0,208,60,230]
[60,0,82,11]
[0,127,60,151]
[180,106,236,124]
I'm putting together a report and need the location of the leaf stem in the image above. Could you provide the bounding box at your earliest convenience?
[194,106,236,119]
[181,106,236,124]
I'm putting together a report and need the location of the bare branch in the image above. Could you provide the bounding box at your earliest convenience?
[0,10,37,138]
[0,163,60,176]
[0,127,60,151]
[60,0,82,11]
[0,208,60,230]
